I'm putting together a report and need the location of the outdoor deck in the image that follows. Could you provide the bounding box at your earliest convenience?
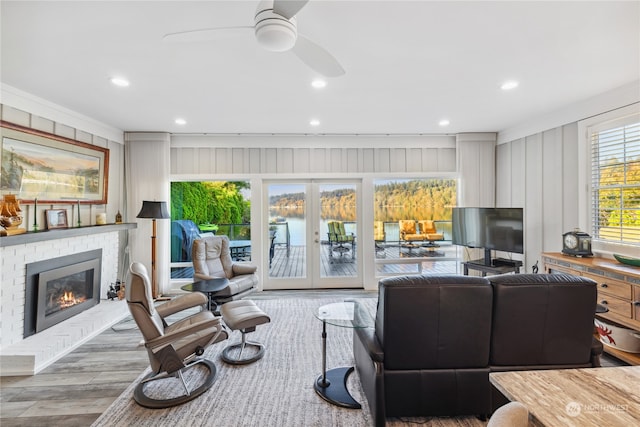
[172,241,460,280]
[269,241,460,278]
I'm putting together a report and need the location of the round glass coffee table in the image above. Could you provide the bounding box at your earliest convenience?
[181,278,230,313]
[313,300,373,409]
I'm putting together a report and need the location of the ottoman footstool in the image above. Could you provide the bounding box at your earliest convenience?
[220,300,271,365]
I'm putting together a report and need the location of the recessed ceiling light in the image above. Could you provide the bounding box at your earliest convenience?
[110,77,130,87]
[311,79,327,89]
[309,119,320,126]
[438,119,450,127]
[175,118,187,125]
[501,80,519,90]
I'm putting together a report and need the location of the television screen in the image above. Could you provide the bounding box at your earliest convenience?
[452,207,523,254]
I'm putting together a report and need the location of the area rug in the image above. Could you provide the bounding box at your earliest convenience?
[91,298,486,427]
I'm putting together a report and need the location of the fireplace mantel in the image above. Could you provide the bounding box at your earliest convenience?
[0,223,136,247]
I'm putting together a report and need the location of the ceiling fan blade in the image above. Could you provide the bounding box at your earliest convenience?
[163,26,253,43]
[273,0,310,19]
[292,35,345,77]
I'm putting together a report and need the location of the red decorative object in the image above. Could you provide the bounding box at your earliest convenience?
[595,323,616,345]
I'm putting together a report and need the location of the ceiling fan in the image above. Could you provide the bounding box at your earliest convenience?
[162,0,345,78]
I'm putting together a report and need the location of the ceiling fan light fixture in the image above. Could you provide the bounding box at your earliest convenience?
[254,4,297,52]
[255,19,297,52]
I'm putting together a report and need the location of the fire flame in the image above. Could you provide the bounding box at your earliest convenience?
[58,291,86,309]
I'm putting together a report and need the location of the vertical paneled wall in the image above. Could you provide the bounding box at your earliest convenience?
[170,135,458,175]
[496,122,580,272]
[125,132,171,295]
[456,133,497,207]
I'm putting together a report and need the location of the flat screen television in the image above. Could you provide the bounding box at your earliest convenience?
[452,207,523,266]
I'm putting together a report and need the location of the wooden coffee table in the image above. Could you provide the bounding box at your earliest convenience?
[489,366,640,426]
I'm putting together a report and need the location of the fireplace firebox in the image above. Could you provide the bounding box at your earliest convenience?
[24,249,102,338]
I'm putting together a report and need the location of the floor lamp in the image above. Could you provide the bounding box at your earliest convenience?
[137,200,170,300]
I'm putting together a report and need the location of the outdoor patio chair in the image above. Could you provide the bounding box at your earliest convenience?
[327,221,355,262]
[417,220,444,247]
[398,220,424,252]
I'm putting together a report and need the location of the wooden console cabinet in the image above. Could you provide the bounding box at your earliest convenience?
[542,252,640,365]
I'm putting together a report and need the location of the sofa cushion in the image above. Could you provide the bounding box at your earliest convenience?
[215,274,258,297]
[489,273,597,366]
[376,275,492,370]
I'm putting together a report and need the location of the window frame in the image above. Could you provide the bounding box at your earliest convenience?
[578,104,640,255]
[589,119,640,245]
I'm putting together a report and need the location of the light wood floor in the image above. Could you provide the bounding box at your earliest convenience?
[0,290,627,427]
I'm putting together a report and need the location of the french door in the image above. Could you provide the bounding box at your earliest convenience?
[263,180,362,290]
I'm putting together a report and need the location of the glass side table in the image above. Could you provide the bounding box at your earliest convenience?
[313,300,374,409]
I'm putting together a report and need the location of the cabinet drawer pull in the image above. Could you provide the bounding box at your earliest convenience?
[600,300,608,305]
[600,283,608,288]
[634,301,640,307]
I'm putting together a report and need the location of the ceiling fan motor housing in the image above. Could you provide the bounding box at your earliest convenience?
[254,2,298,52]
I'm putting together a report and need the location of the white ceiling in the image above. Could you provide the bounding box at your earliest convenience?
[1,1,639,136]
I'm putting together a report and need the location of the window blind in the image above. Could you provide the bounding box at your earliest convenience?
[590,121,640,245]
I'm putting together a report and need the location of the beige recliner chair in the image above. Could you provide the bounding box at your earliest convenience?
[127,262,228,408]
[192,235,258,309]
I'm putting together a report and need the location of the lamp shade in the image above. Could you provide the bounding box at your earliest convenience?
[136,201,170,219]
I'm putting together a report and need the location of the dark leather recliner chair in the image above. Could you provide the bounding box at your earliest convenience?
[488,273,601,409]
[489,273,599,369]
[353,275,494,426]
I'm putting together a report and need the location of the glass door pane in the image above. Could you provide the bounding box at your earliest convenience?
[267,183,308,285]
[318,183,358,280]
[264,180,363,289]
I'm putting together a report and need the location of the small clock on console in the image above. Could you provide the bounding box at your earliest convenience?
[562,229,593,257]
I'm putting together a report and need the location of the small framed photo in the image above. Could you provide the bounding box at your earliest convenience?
[45,209,68,229]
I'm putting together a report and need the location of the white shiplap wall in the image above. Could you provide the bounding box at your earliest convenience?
[497,123,581,272]
[170,134,459,175]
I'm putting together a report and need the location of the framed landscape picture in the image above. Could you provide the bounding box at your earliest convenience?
[0,121,109,204]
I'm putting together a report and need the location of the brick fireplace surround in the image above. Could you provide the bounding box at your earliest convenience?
[0,223,135,376]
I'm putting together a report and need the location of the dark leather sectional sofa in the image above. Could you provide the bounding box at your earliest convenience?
[353,273,602,426]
